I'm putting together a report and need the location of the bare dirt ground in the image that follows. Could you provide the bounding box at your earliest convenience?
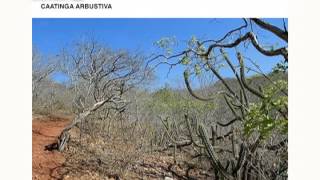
[32,115,213,180]
[32,115,70,180]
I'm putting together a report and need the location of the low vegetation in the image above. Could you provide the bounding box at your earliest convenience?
[33,18,288,180]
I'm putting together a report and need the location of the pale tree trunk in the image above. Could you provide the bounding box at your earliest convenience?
[45,99,109,151]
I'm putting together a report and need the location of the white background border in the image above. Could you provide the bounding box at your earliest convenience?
[1,0,320,179]
[32,0,289,17]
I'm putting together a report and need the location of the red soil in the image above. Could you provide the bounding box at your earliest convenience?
[32,116,70,180]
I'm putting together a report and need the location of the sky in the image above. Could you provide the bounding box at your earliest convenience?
[32,18,287,90]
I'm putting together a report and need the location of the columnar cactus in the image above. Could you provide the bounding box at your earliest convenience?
[198,123,234,180]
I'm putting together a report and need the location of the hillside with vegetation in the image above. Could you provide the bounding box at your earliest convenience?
[33,18,288,180]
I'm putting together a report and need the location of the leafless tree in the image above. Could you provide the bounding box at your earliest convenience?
[32,47,57,99]
[45,40,147,151]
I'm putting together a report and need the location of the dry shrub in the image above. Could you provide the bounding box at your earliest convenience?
[62,115,155,179]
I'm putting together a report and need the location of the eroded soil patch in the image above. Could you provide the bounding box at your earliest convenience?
[32,116,70,180]
[32,115,213,179]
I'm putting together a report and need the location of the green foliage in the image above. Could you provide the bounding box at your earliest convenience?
[181,55,190,65]
[183,70,190,79]
[244,80,288,138]
[194,64,201,75]
[150,87,215,114]
[156,36,213,78]
[187,36,198,49]
[272,60,288,73]
[154,37,177,55]
[197,45,206,54]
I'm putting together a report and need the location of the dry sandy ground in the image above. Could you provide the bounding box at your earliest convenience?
[32,115,213,180]
[32,115,70,180]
